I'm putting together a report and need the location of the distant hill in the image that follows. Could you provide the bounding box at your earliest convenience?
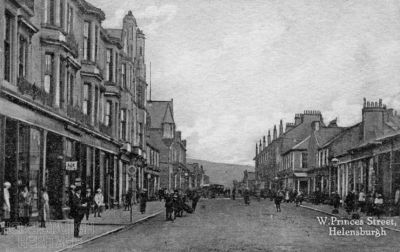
[187,158,254,187]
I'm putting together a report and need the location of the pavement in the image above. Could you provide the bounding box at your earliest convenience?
[0,201,163,252]
[299,201,400,232]
[68,198,400,252]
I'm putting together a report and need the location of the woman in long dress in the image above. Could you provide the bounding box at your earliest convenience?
[39,187,50,228]
[2,182,11,234]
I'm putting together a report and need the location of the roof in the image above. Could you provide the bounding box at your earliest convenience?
[314,127,345,148]
[106,29,122,39]
[79,0,106,21]
[148,100,174,129]
[323,123,363,157]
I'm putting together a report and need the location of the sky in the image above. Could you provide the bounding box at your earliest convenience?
[90,0,400,166]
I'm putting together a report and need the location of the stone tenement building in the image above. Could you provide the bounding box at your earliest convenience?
[0,0,160,220]
[254,98,400,203]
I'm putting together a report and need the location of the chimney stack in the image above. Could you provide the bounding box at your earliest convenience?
[295,114,302,125]
[279,120,283,136]
[259,139,262,151]
[267,130,271,144]
[273,125,277,140]
[263,136,266,148]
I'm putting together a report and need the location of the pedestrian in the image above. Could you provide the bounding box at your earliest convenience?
[366,192,374,216]
[331,191,341,213]
[94,188,104,217]
[295,190,303,207]
[125,189,132,211]
[2,182,11,235]
[83,188,93,221]
[19,186,31,226]
[70,186,87,238]
[68,185,76,219]
[172,193,180,219]
[344,191,355,215]
[285,190,290,203]
[39,187,50,228]
[358,190,366,213]
[140,189,147,214]
[165,194,174,221]
[191,190,200,212]
[374,193,384,219]
[275,191,284,212]
[394,187,400,216]
[244,188,250,205]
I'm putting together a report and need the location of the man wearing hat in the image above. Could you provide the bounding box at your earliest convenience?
[94,188,104,217]
[83,188,93,221]
[70,186,87,238]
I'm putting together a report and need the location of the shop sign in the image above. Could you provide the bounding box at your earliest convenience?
[66,161,78,171]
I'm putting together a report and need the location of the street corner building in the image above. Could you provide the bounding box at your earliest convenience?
[147,100,195,192]
[0,0,167,220]
[254,99,400,206]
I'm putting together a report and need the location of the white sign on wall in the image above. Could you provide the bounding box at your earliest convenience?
[66,161,78,171]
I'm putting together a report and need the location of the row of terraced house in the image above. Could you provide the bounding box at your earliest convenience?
[0,0,195,221]
[254,98,400,204]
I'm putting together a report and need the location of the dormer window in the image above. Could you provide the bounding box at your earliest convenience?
[163,123,174,139]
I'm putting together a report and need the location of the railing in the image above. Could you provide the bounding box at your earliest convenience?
[17,77,52,106]
[67,104,84,122]
[99,123,113,136]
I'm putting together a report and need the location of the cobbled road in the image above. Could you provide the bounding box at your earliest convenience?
[69,198,400,252]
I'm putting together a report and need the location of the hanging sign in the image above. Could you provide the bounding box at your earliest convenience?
[66,161,78,171]
[127,165,136,176]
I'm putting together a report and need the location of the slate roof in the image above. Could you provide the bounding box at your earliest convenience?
[322,123,362,157]
[148,100,174,129]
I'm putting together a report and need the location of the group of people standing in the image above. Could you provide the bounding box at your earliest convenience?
[164,189,200,221]
[68,186,105,238]
[1,182,50,235]
[337,190,386,218]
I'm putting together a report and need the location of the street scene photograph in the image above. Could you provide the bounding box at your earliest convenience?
[2,0,400,251]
